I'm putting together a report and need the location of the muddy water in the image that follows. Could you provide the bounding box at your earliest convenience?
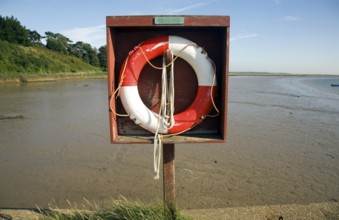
[0,76,339,209]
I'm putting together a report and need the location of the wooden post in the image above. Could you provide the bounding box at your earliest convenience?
[163,143,176,217]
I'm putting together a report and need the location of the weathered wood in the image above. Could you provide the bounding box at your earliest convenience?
[163,143,176,217]
[114,133,223,144]
[106,15,230,27]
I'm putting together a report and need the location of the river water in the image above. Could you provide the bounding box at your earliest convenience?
[0,76,339,209]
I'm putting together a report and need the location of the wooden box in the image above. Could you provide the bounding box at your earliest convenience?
[107,15,230,144]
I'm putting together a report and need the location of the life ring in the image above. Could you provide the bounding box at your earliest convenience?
[119,35,216,134]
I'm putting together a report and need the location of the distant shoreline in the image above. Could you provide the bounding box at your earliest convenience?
[0,72,107,83]
[1,72,338,83]
[229,72,339,77]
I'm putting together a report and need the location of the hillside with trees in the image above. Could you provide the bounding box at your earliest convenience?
[0,15,107,81]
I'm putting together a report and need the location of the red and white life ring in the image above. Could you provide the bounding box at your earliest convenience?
[119,35,216,134]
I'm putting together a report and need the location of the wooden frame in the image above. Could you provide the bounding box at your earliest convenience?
[107,16,230,144]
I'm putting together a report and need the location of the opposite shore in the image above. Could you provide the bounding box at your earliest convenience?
[0,72,107,83]
[1,72,338,84]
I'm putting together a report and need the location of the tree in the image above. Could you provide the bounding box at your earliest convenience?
[45,31,72,53]
[98,45,107,69]
[68,41,85,58]
[84,44,99,67]
[0,15,30,46]
[67,41,100,66]
[46,38,65,53]
[28,30,44,47]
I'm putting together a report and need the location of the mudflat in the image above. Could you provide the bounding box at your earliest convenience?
[0,76,338,212]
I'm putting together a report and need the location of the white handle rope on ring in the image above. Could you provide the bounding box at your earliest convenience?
[154,50,175,180]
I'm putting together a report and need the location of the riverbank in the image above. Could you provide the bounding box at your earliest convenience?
[0,72,107,83]
[1,202,338,219]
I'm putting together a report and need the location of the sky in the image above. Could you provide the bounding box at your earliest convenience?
[1,0,339,75]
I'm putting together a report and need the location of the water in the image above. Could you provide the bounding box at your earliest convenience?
[300,77,339,95]
[0,76,338,209]
[0,80,108,145]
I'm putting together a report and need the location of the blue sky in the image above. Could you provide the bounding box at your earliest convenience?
[1,0,339,75]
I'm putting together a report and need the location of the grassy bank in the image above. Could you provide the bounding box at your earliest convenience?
[0,40,103,82]
[37,199,189,220]
[0,72,107,83]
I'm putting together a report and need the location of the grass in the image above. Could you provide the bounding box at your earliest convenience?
[38,198,190,220]
[0,40,103,81]
[0,40,107,83]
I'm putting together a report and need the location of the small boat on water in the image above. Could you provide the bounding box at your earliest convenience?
[331,84,339,87]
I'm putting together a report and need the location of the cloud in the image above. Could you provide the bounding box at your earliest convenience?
[282,16,301,22]
[61,24,106,48]
[163,1,217,14]
[230,33,259,42]
[167,2,208,14]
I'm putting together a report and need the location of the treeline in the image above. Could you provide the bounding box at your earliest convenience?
[0,15,106,69]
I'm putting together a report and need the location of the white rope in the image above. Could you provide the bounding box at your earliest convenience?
[153,50,175,180]
[153,133,162,180]
[162,51,175,129]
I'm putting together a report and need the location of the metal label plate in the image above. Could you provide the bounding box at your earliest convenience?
[154,16,185,25]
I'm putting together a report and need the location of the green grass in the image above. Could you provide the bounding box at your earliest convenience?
[0,40,102,81]
[38,199,190,220]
